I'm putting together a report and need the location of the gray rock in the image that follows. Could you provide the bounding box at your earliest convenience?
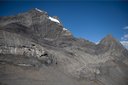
[0,8,128,85]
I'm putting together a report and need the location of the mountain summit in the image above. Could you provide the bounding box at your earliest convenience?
[99,33,124,50]
[99,33,120,45]
[0,8,72,39]
[0,8,128,85]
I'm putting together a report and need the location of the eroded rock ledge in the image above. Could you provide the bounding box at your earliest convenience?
[0,30,57,65]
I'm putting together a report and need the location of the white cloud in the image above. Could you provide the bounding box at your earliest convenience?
[124,26,128,29]
[121,34,128,40]
[95,41,99,44]
[121,37,124,40]
[120,41,128,49]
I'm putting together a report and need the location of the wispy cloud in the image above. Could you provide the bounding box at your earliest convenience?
[95,42,99,44]
[124,26,128,29]
[121,34,128,40]
[120,41,128,50]
[95,40,101,45]
[120,26,128,49]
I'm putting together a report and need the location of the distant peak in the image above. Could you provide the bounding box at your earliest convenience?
[99,33,121,46]
[29,8,37,11]
[35,8,43,12]
[27,8,49,18]
[105,33,115,39]
[28,8,45,13]
[106,33,113,37]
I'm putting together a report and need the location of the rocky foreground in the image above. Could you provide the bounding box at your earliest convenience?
[0,8,128,85]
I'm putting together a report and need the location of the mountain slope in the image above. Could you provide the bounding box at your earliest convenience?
[0,8,128,85]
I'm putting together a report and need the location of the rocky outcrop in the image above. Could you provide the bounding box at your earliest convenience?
[0,30,44,57]
[0,45,44,58]
[0,30,57,66]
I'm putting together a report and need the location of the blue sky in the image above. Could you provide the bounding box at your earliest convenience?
[0,1,128,49]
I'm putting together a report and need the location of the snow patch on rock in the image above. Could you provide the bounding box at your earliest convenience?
[48,17,60,23]
[35,8,43,12]
[63,28,67,30]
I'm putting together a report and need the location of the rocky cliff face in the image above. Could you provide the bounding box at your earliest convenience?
[0,8,128,85]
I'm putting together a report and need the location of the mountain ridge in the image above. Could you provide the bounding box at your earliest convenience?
[0,8,128,85]
[0,8,122,45]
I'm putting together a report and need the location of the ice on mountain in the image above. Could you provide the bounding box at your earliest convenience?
[35,8,43,12]
[48,17,60,23]
[63,28,67,30]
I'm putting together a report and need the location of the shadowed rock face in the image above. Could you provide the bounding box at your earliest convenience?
[0,8,128,85]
